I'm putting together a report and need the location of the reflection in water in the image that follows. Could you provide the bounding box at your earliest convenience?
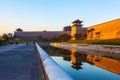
[71,48,81,70]
[86,54,120,75]
[71,48,120,75]
[40,43,120,80]
[63,56,71,61]
[41,45,120,75]
[71,48,86,70]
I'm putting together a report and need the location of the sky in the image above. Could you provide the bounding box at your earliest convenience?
[0,0,120,35]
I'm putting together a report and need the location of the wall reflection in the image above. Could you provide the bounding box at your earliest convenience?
[86,54,120,75]
[70,48,120,75]
[71,48,86,70]
[41,45,120,75]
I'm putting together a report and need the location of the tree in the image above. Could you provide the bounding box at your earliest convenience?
[59,34,71,41]
[8,33,13,38]
[52,37,59,42]
[87,28,95,40]
[15,38,20,42]
[95,32,101,40]
[1,34,9,42]
[74,33,81,40]
[15,38,20,44]
[0,34,9,45]
[7,33,13,44]
[116,31,120,38]
[84,33,87,39]
[0,39,2,45]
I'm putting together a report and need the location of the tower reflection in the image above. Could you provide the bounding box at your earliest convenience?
[42,45,120,75]
[70,48,120,75]
[71,48,86,70]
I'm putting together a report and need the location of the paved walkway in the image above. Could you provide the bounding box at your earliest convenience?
[0,44,44,80]
[51,43,120,54]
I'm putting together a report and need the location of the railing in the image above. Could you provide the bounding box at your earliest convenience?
[35,43,74,80]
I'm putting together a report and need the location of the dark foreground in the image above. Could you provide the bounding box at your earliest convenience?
[0,44,44,80]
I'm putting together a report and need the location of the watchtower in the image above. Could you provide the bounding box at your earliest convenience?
[71,19,83,40]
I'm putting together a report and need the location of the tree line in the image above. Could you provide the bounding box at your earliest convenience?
[0,33,20,45]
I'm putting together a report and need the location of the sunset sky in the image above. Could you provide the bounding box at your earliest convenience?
[0,0,120,34]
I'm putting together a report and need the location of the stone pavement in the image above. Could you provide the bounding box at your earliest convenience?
[51,43,120,60]
[51,43,120,54]
[0,44,44,80]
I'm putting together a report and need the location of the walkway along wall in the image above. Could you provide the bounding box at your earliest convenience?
[51,43,120,54]
[35,43,73,80]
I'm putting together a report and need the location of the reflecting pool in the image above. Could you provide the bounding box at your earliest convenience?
[41,44,120,80]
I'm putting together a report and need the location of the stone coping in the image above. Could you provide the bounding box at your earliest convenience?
[35,43,74,80]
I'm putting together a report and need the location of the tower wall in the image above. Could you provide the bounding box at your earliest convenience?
[71,19,87,40]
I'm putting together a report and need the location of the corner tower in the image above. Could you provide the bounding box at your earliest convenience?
[71,19,83,40]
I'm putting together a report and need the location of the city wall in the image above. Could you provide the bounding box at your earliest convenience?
[14,31,70,40]
[87,18,120,40]
[14,18,120,40]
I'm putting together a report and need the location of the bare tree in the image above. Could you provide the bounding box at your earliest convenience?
[74,33,81,40]
[95,32,101,40]
[87,28,95,40]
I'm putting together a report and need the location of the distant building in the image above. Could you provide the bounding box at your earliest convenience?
[71,19,87,40]
[63,26,71,32]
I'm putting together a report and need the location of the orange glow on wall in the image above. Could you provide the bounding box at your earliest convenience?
[86,54,120,75]
[87,19,120,40]
[71,48,77,64]
[71,26,76,40]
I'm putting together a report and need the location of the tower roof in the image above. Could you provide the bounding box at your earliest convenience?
[16,28,23,32]
[72,19,83,23]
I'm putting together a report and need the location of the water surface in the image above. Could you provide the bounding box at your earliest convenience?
[41,44,120,80]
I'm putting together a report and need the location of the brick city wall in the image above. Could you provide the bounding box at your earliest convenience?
[87,18,120,40]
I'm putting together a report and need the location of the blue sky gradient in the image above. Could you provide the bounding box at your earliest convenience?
[0,0,120,34]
